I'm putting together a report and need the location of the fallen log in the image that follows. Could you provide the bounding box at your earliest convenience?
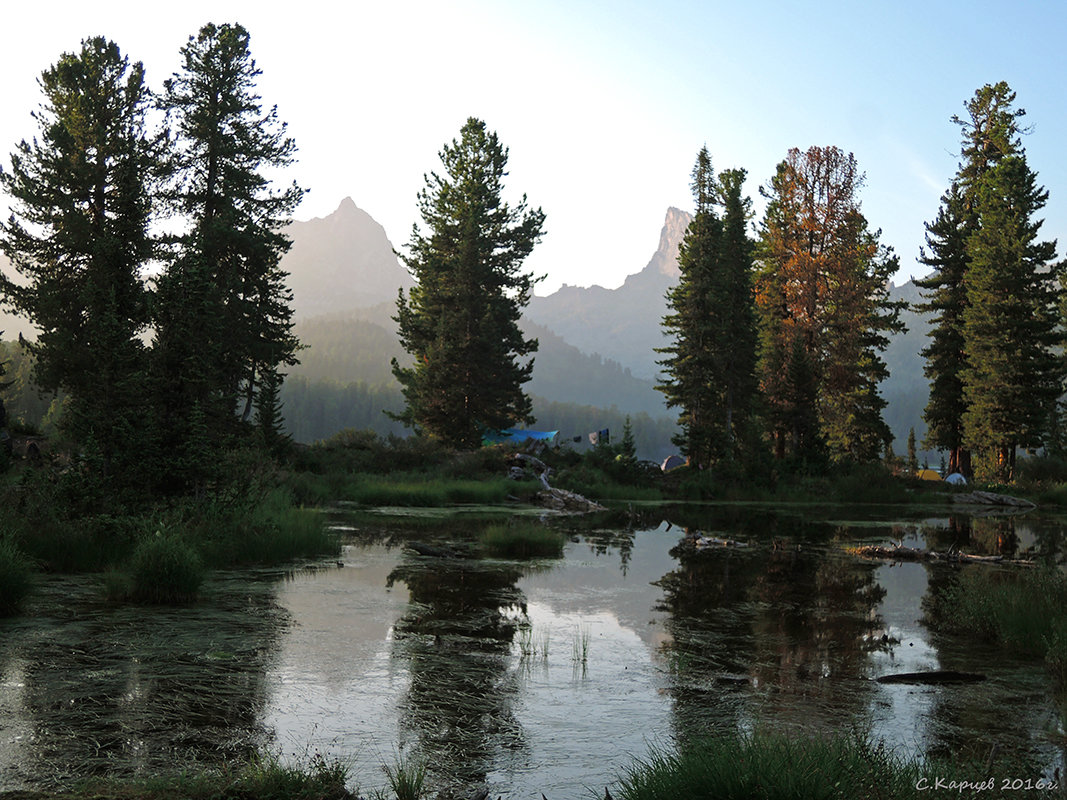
[846,544,1033,567]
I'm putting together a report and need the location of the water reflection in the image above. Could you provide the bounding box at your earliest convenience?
[387,555,527,791]
[3,505,1066,795]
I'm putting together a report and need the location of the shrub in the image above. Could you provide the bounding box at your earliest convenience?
[128,531,205,604]
[0,537,32,615]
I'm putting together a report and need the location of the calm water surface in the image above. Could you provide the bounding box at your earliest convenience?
[2,504,1066,797]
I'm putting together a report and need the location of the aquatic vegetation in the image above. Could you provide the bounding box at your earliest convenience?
[67,750,353,799]
[572,621,591,665]
[0,536,32,615]
[127,530,205,604]
[927,566,1067,685]
[614,732,1050,800]
[479,521,566,558]
[382,752,427,800]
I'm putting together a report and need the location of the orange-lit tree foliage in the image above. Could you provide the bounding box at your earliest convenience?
[756,146,904,464]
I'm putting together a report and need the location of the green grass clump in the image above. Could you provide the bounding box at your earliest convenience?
[479,521,566,558]
[383,753,427,800]
[68,751,353,799]
[615,732,1047,800]
[0,537,33,615]
[346,476,539,507]
[926,566,1067,679]
[184,489,338,567]
[127,531,205,604]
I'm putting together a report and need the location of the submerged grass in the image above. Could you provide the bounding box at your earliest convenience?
[478,520,566,558]
[615,732,1051,800]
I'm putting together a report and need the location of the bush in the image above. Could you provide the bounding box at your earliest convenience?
[0,537,32,615]
[479,521,566,558]
[128,531,205,604]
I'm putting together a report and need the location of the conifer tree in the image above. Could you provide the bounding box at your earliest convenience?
[917,83,1062,481]
[154,22,303,486]
[658,148,758,469]
[960,153,1061,479]
[0,37,157,482]
[392,118,545,448]
[755,146,903,464]
[915,182,970,476]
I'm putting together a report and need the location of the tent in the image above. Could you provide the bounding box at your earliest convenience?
[661,454,687,472]
[916,468,942,481]
[482,428,558,446]
[945,472,967,486]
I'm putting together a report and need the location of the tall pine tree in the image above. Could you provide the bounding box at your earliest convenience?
[392,118,545,448]
[0,37,158,484]
[657,148,758,469]
[154,22,303,487]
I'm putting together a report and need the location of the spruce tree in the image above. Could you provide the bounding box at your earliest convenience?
[154,22,303,487]
[918,83,1061,482]
[658,148,758,469]
[0,37,157,483]
[915,182,970,476]
[392,118,545,448]
[960,153,1061,480]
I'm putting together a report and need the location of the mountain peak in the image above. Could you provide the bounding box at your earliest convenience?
[651,207,692,280]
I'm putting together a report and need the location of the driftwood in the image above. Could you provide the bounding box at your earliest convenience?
[507,453,606,513]
[847,544,1033,566]
[875,670,986,685]
[406,541,467,559]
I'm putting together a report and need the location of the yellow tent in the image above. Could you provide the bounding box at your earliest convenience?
[916,468,942,481]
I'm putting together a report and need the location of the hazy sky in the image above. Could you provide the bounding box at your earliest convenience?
[3,1,1065,295]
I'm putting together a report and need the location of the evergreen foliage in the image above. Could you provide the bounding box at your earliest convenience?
[392,118,545,448]
[153,22,303,491]
[917,83,1062,481]
[755,146,904,464]
[915,182,970,475]
[0,37,158,483]
[657,148,758,469]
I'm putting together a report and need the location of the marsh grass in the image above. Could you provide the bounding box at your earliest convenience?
[479,521,566,559]
[614,732,1046,800]
[347,476,540,507]
[66,751,353,800]
[927,566,1067,682]
[0,536,32,615]
[382,753,427,800]
[127,531,205,604]
[185,489,337,567]
[572,622,591,665]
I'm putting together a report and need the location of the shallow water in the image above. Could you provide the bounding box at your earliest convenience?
[2,504,1066,796]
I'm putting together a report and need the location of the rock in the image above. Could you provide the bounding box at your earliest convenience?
[952,491,1035,509]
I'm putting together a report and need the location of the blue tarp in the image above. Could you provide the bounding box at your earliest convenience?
[482,428,559,446]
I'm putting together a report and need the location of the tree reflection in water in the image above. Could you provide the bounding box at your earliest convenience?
[386,555,528,792]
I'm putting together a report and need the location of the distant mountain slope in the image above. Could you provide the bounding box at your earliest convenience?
[283,197,414,318]
[290,304,667,418]
[526,207,692,381]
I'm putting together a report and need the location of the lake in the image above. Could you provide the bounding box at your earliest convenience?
[2,502,1065,797]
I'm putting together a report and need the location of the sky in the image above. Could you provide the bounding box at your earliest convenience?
[2,1,1066,295]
